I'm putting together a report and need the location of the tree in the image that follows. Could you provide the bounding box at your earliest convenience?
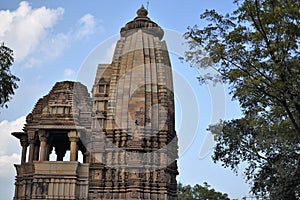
[178,183,193,200]
[0,43,19,108]
[177,182,230,200]
[184,0,300,199]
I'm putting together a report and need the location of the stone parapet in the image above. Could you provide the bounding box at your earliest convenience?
[13,162,89,200]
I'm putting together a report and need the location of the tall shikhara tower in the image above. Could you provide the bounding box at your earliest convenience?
[12,6,178,200]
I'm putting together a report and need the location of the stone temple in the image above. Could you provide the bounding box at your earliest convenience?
[12,6,178,200]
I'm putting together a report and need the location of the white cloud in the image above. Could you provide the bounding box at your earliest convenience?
[0,116,25,155]
[0,1,64,62]
[23,32,68,68]
[75,14,96,39]
[0,2,100,68]
[0,153,20,177]
[64,68,75,77]
[0,116,25,178]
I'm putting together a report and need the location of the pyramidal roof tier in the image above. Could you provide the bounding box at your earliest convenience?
[120,5,164,39]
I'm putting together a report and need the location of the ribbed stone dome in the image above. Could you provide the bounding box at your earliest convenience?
[120,5,164,39]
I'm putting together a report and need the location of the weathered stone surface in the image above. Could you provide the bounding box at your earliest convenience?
[12,6,178,200]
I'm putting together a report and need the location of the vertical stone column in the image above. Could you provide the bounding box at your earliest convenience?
[39,130,49,161]
[68,131,79,161]
[69,179,76,199]
[48,178,54,198]
[20,136,28,164]
[64,179,70,198]
[28,130,36,163]
[53,178,59,199]
[45,144,52,161]
[33,143,40,161]
[31,179,38,199]
[59,179,65,198]
[83,151,90,163]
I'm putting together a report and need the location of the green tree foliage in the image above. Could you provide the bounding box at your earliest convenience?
[184,0,300,199]
[177,182,230,200]
[0,43,19,108]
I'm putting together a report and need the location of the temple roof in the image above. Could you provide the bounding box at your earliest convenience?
[120,5,164,39]
[25,81,92,130]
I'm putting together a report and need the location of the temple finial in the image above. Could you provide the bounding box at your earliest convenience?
[120,5,164,39]
[137,5,148,17]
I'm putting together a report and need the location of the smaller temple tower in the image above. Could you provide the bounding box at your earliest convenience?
[12,81,92,199]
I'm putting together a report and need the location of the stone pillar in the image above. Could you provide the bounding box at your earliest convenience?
[83,150,90,163]
[33,143,40,161]
[53,179,59,199]
[69,179,76,199]
[68,131,79,161]
[20,136,28,164]
[48,179,54,198]
[45,144,52,161]
[59,179,65,197]
[64,179,70,198]
[39,130,49,161]
[28,130,36,163]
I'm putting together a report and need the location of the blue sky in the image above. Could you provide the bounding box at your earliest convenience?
[0,1,250,199]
